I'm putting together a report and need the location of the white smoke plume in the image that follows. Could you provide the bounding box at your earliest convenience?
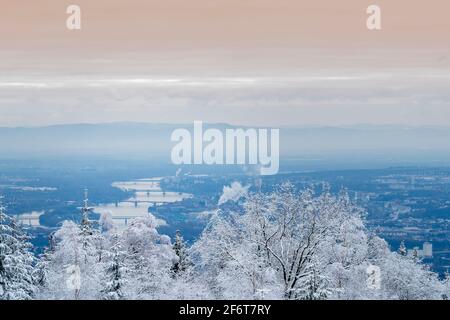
[218,182,249,205]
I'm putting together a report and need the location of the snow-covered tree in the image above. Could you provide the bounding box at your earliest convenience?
[34,233,55,292]
[442,273,450,300]
[121,215,176,299]
[297,268,330,300]
[100,233,127,300]
[398,241,407,256]
[99,211,114,234]
[29,183,447,300]
[0,200,36,300]
[379,251,443,300]
[171,230,192,276]
[192,184,446,300]
[38,220,104,299]
[166,229,210,299]
[194,183,346,299]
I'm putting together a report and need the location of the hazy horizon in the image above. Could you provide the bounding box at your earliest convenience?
[4,121,450,130]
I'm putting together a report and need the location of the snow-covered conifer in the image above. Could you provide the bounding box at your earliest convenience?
[171,230,192,276]
[0,200,36,300]
[100,233,127,300]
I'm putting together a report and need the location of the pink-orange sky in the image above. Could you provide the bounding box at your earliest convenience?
[0,1,449,126]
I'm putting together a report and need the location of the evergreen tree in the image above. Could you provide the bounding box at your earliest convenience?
[121,216,175,299]
[0,200,36,300]
[398,241,407,256]
[40,220,103,299]
[412,248,419,261]
[171,230,192,275]
[299,269,330,300]
[34,232,56,292]
[100,234,127,300]
[442,272,450,300]
[37,189,105,300]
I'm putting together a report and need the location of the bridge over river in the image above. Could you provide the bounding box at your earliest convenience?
[93,178,192,227]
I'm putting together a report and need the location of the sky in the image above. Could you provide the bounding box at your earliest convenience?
[0,0,449,127]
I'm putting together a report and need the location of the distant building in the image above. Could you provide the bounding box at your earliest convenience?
[423,242,433,258]
[405,242,433,259]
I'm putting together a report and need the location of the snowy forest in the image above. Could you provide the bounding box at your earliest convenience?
[1,183,449,300]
